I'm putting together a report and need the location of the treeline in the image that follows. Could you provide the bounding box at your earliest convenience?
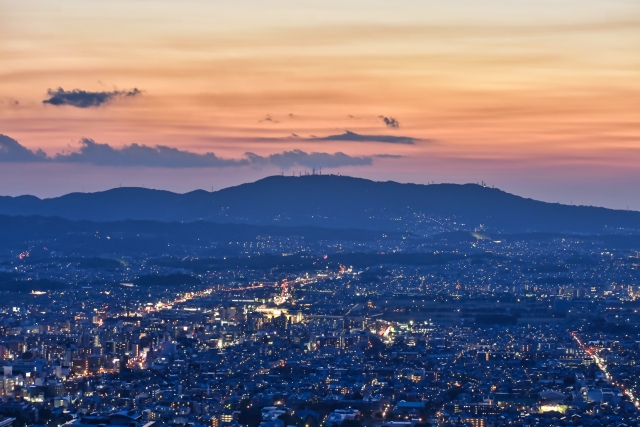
[0,272,67,293]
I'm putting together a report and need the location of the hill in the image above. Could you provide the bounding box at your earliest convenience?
[0,214,395,257]
[0,175,639,233]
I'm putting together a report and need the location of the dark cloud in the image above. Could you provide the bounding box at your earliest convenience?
[259,114,279,123]
[0,135,393,169]
[379,116,400,128]
[311,130,416,144]
[256,131,418,144]
[0,134,48,162]
[246,149,372,169]
[42,87,141,108]
[55,139,247,168]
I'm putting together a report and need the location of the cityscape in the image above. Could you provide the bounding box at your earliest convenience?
[2,2,640,427]
[1,180,640,427]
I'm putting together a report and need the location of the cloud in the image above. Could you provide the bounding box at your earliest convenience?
[0,135,393,169]
[259,114,279,123]
[256,131,418,144]
[311,131,416,145]
[0,98,19,107]
[42,87,141,108]
[246,149,372,169]
[55,138,247,168]
[379,116,400,128]
[375,154,404,159]
[0,134,47,163]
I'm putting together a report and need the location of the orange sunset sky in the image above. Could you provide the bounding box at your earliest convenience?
[1,0,640,208]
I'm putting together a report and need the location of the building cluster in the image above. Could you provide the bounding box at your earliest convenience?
[1,228,639,427]
[1,283,639,427]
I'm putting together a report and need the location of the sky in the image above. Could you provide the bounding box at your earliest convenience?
[1,0,640,209]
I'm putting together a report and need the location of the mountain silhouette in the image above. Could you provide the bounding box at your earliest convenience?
[0,175,638,233]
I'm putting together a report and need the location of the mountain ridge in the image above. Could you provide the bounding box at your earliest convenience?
[0,175,638,233]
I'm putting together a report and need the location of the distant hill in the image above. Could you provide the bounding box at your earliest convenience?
[0,175,639,233]
[0,214,395,256]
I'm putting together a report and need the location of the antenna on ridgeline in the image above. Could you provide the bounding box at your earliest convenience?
[320,166,322,175]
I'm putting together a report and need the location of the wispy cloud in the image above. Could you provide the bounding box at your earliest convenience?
[311,131,417,145]
[256,131,419,144]
[0,135,389,169]
[379,116,400,128]
[258,114,279,123]
[0,98,19,107]
[43,87,141,108]
[375,154,404,159]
